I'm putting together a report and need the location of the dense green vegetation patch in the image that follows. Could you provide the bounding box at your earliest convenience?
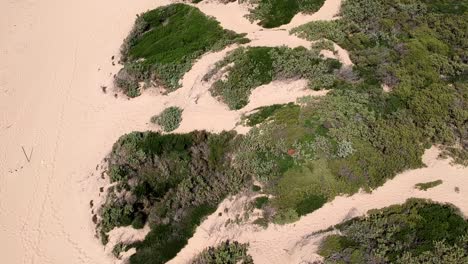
[415,179,443,191]
[191,240,254,264]
[243,103,296,126]
[246,0,326,28]
[150,106,183,132]
[254,196,269,209]
[318,199,468,263]
[98,131,251,264]
[421,0,468,14]
[234,88,427,223]
[115,3,248,97]
[206,46,341,109]
[292,0,468,157]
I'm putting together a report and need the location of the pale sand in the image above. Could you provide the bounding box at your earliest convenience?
[0,0,174,263]
[1,0,465,264]
[169,147,468,264]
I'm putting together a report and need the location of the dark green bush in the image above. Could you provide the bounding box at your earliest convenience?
[131,212,146,229]
[191,240,253,264]
[130,205,216,264]
[254,196,269,209]
[319,199,468,263]
[246,0,326,28]
[151,106,183,132]
[252,185,262,192]
[415,180,443,191]
[112,243,128,258]
[210,47,274,109]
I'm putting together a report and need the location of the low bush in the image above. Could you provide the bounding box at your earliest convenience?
[112,243,128,258]
[246,0,326,28]
[191,240,253,264]
[207,46,340,109]
[254,196,269,209]
[252,217,269,228]
[318,199,468,263]
[252,185,262,192]
[243,103,295,126]
[415,179,443,191]
[151,106,183,132]
[210,47,274,109]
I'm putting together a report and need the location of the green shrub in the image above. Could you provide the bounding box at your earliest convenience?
[415,180,443,191]
[151,106,183,132]
[210,47,274,109]
[208,46,340,109]
[191,240,253,264]
[254,196,269,209]
[311,39,335,51]
[116,4,248,96]
[273,208,299,225]
[295,194,327,216]
[319,199,468,263]
[246,0,326,28]
[318,234,356,258]
[291,20,346,43]
[130,205,216,264]
[112,243,128,258]
[244,103,295,126]
[253,217,269,228]
[131,212,146,229]
[100,202,135,233]
[252,185,262,192]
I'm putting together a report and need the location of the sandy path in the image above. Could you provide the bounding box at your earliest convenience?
[0,0,342,263]
[169,147,468,264]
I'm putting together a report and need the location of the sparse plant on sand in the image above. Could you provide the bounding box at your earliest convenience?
[151,106,183,132]
[191,240,253,264]
[415,180,443,191]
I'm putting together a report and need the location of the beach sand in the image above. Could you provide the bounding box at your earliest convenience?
[1,0,466,263]
[0,0,171,263]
